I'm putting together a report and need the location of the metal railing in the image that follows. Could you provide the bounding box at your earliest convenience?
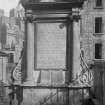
[35,86,90,105]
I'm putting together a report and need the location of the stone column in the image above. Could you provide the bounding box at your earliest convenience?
[27,21,34,81]
[65,15,81,83]
[25,10,35,82]
[72,19,81,79]
[65,20,73,84]
[65,16,73,105]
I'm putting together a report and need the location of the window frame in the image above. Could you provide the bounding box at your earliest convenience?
[96,0,102,7]
[95,17,102,34]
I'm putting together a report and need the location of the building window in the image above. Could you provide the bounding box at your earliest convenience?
[95,17,102,33]
[8,53,14,63]
[81,50,84,58]
[95,43,102,59]
[96,0,102,7]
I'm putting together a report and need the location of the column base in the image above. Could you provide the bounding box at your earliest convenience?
[23,77,35,86]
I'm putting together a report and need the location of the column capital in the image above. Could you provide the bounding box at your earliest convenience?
[25,10,34,23]
[25,16,34,23]
[69,8,81,22]
[69,15,81,22]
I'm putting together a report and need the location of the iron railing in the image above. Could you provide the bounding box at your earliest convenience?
[36,86,90,105]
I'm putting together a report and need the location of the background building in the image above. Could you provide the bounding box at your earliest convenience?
[0,7,24,85]
[0,9,4,17]
[0,7,24,105]
[10,8,17,18]
[81,0,105,104]
[81,0,105,62]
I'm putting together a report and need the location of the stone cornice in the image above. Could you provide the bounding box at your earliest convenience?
[22,1,85,10]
